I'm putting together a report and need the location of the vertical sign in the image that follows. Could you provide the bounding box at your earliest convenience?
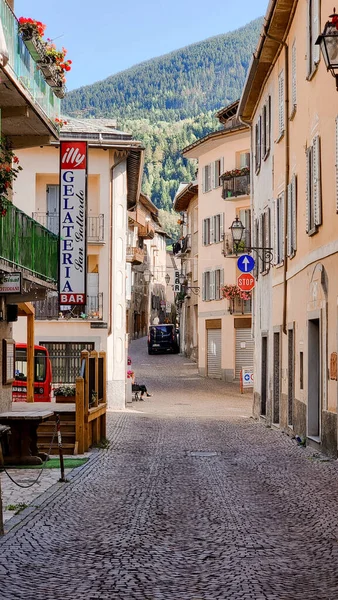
[174,270,181,293]
[59,141,87,305]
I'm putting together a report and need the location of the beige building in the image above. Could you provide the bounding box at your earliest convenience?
[238,0,338,455]
[14,117,144,409]
[181,102,253,380]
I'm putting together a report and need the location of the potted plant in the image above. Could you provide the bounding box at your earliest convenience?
[18,17,47,63]
[53,385,76,403]
[0,137,23,216]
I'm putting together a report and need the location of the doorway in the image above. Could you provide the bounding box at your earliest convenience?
[261,335,268,416]
[308,318,320,439]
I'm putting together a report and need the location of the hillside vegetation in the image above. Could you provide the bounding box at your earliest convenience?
[63,18,262,215]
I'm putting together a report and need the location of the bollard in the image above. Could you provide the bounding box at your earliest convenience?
[55,413,67,482]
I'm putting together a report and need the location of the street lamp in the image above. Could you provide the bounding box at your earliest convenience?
[143,269,152,283]
[228,217,273,265]
[177,272,200,295]
[165,273,170,285]
[316,8,338,90]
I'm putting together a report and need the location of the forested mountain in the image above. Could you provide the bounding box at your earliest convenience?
[63,18,262,214]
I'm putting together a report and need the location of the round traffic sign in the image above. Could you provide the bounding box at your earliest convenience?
[237,273,255,292]
[237,254,255,273]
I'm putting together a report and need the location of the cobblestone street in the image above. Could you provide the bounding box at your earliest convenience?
[1,337,338,599]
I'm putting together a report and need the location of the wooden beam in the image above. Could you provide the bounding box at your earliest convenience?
[26,313,34,402]
[1,107,29,119]
[17,302,35,316]
[75,377,85,454]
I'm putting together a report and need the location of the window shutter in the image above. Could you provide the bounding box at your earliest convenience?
[292,41,297,109]
[307,0,311,77]
[287,183,292,257]
[305,147,311,233]
[292,174,297,255]
[267,207,271,272]
[336,117,338,213]
[207,165,212,192]
[210,216,214,244]
[210,270,215,300]
[220,213,224,241]
[259,214,264,273]
[278,71,285,135]
[211,162,215,190]
[202,167,206,193]
[313,0,320,65]
[202,272,206,301]
[313,135,322,226]
[281,192,285,261]
[202,219,205,245]
[262,105,266,157]
[273,200,278,265]
[254,218,259,278]
[220,269,224,298]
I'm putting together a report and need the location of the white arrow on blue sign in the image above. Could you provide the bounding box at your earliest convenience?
[237,254,255,273]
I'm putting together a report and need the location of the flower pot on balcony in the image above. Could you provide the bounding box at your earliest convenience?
[20,27,46,63]
[54,395,76,403]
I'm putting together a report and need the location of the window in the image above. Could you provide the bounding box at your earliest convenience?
[274,193,284,265]
[255,116,261,172]
[213,213,224,244]
[262,96,271,158]
[202,164,212,193]
[214,268,224,300]
[287,174,297,257]
[291,40,297,114]
[202,217,212,245]
[307,0,321,78]
[306,136,322,234]
[238,208,251,248]
[278,70,285,138]
[214,159,224,188]
[193,255,198,282]
[260,209,271,274]
[239,152,250,168]
[202,269,223,301]
[193,206,198,233]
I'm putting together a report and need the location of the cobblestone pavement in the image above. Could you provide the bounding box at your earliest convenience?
[1,338,338,599]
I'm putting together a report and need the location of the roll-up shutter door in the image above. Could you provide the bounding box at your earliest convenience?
[235,328,254,379]
[207,329,222,379]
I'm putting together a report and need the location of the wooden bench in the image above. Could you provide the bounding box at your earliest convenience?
[0,409,54,465]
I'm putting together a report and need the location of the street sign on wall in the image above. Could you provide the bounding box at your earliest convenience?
[59,141,87,305]
[242,367,254,387]
[237,273,255,292]
[174,270,181,293]
[0,273,21,294]
[237,254,255,273]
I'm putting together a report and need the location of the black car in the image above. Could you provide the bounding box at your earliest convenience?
[148,324,179,354]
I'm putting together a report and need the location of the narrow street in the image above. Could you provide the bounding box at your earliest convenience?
[1,338,338,599]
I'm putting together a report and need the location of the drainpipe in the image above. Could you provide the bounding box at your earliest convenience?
[264,29,289,335]
[108,153,128,336]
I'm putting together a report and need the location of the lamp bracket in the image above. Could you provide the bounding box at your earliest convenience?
[234,245,274,265]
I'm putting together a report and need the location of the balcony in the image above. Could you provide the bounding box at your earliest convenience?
[0,0,60,132]
[0,198,58,284]
[32,213,105,243]
[126,246,145,265]
[229,297,252,315]
[34,292,103,320]
[172,235,191,256]
[138,222,155,239]
[221,169,250,200]
[222,231,251,257]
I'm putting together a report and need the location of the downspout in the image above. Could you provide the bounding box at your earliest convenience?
[265,29,289,335]
[108,153,129,336]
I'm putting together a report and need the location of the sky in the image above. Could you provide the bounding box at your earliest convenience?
[15,0,269,91]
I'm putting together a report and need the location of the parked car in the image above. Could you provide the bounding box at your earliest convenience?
[148,324,179,354]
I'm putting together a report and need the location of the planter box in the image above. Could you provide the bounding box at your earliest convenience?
[54,395,76,403]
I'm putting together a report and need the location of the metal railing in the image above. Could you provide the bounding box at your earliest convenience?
[172,235,191,255]
[32,213,105,242]
[222,172,250,199]
[0,0,60,123]
[230,297,252,315]
[0,199,58,283]
[35,293,103,320]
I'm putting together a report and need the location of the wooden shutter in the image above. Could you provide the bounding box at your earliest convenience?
[210,270,215,300]
[210,216,214,244]
[313,135,322,226]
[335,117,338,212]
[262,105,266,157]
[273,200,278,265]
[259,213,264,273]
[202,167,206,193]
[280,192,285,262]
[305,147,311,233]
[291,41,297,110]
[220,268,224,295]
[287,183,292,257]
[291,174,297,255]
[211,162,215,190]
[266,96,271,154]
[202,272,206,301]
[267,207,271,272]
[254,218,259,277]
[313,0,320,65]
[278,71,285,135]
[220,213,224,241]
[307,0,312,77]
[202,219,205,245]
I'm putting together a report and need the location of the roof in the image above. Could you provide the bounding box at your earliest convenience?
[182,125,248,159]
[238,0,297,122]
[60,116,132,139]
[155,228,171,239]
[173,181,198,213]
[139,193,158,216]
[215,99,240,122]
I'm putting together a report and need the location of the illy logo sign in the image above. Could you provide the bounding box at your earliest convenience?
[61,144,87,170]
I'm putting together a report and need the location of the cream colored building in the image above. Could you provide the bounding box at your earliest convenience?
[238,0,338,455]
[13,118,143,409]
[182,102,252,380]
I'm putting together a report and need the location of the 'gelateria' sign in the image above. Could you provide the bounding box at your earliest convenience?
[59,141,87,305]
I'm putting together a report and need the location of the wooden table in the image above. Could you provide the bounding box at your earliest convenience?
[0,410,53,466]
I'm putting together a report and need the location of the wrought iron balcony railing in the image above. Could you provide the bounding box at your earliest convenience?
[172,235,191,255]
[221,171,250,199]
[0,0,60,122]
[0,199,58,283]
[34,292,103,320]
[32,213,105,242]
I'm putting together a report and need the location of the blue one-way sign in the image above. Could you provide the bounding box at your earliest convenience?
[237,254,255,273]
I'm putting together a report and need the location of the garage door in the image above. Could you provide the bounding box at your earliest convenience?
[235,328,254,379]
[207,329,222,379]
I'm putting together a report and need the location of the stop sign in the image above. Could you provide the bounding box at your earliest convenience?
[237,273,255,292]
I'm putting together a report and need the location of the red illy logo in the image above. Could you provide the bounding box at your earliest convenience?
[61,145,86,169]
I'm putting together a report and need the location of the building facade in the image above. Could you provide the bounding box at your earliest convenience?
[13,118,144,409]
[182,103,253,380]
[238,0,338,455]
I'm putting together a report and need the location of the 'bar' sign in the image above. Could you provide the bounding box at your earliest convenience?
[59,141,87,305]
